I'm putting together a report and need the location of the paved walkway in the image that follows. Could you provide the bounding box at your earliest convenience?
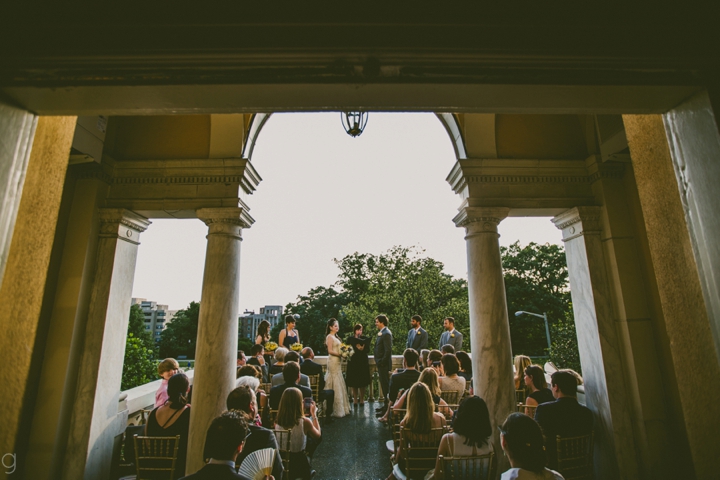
[312,401,393,480]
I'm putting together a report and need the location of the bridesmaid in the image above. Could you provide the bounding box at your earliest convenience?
[345,323,371,405]
[279,315,300,349]
[255,320,273,366]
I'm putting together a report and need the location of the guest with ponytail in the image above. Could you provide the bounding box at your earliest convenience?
[146,373,191,478]
[499,412,564,480]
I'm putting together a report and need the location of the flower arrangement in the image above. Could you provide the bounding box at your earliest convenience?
[264,341,278,352]
[339,343,355,360]
[290,343,304,352]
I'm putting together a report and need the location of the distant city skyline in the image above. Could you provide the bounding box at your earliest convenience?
[132,113,562,311]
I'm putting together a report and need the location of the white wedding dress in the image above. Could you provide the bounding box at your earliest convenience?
[325,334,351,418]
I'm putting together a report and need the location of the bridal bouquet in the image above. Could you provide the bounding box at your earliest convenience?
[264,341,278,352]
[290,343,304,352]
[339,343,354,360]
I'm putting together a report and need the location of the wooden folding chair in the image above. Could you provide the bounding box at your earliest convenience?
[439,453,495,480]
[517,403,538,417]
[386,408,407,454]
[133,435,180,480]
[273,428,293,480]
[515,389,527,404]
[307,374,324,417]
[392,427,444,480]
[440,390,462,411]
[556,432,594,480]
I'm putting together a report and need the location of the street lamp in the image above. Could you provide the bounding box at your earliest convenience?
[515,311,551,352]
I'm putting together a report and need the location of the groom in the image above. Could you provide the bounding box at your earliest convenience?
[374,315,393,416]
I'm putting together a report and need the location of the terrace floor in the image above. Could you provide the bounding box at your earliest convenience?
[313,401,393,480]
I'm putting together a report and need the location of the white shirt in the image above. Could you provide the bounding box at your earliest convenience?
[501,468,565,480]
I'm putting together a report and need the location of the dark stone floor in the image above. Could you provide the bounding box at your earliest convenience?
[312,401,392,480]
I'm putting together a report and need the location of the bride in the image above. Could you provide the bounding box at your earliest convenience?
[325,318,351,418]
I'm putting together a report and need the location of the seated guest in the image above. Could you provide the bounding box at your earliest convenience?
[534,371,593,470]
[514,355,532,396]
[147,373,191,479]
[269,347,289,376]
[524,365,554,414]
[419,349,430,371]
[388,382,446,480]
[378,348,421,423]
[431,396,493,479]
[269,361,312,410]
[392,367,451,420]
[248,344,269,382]
[440,344,455,355]
[300,347,335,420]
[439,354,466,393]
[455,351,472,384]
[275,387,322,480]
[272,351,310,388]
[237,350,247,367]
[235,376,263,426]
[427,350,443,370]
[500,413,564,480]
[182,410,273,480]
[155,358,180,408]
[219,385,284,480]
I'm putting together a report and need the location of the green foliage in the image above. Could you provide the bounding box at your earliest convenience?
[502,241,579,372]
[159,302,200,359]
[127,304,155,352]
[549,317,582,372]
[285,246,470,355]
[238,337,254,354]
[122,334,157,390]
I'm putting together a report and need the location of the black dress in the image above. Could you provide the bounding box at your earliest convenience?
[146,405,191,479]
[529,387,555,405]
[345,335,371,387]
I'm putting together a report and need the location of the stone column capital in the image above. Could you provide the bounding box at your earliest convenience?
[552,206,603,241]
[453,206,510,234]
[97,209,151,245]
[196,206,255,229]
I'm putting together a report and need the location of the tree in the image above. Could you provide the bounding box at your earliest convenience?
[502,241,580,371]
[238,337,254,355]
[127,303,154,352]
[285,246,470,355]
[122,334,157,390]
[159,301,200,359]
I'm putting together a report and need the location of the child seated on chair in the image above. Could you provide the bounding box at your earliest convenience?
[155,358,180,408]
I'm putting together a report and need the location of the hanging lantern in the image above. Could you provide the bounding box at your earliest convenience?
[341,111,368,137]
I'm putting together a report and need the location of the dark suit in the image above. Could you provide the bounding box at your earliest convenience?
[301,358,335,417]
[180,463,250,480]
[269,382,312,410]
[406,327,428,351]
[202,424,284,480]
[534,397,593,469]
[247,357,269,382]
[388,368,421,403]
[374,327,393,404]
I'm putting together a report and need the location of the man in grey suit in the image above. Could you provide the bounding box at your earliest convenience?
[438,316,463,351]
[406,315,428,351]
[374,314,393,416]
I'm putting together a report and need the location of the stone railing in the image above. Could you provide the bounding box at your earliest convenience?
[119,369,195,426]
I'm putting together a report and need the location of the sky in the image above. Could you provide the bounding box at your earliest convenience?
[131,113,563,311]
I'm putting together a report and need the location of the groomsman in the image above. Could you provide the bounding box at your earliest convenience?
[374,315,393,416]
[438,317,463,351]
[406,315,428,351]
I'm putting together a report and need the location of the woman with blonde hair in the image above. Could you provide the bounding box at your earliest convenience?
[391,368,451,419]
[513,355,532,397]
[275,387,321,480]
[387,383,446,480]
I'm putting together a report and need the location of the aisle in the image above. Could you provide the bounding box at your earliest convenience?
[312,401,393,480]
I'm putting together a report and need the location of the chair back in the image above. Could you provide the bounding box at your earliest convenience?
[260,382,273,394]
[400,427,444,480]
[515,389,527,404]
[133,435,180,480]
[440,390,462,412]
[556,432,594,480]
[273,428,293,480]
[439,453,495,480]
[390,408,407,453]
[517,404,537,417]
[307,374,323,416]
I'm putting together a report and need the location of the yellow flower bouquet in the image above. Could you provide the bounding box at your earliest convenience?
[264,341,278,352]
[339,343,355,360]
[290,343,304,352]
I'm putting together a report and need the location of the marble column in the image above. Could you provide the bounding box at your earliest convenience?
[453,206,514,469]
[186,207,253,474]
[62,209,150,480]
[552,207,637,480]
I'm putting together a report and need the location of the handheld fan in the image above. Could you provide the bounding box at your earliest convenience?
[238,448,275,480]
